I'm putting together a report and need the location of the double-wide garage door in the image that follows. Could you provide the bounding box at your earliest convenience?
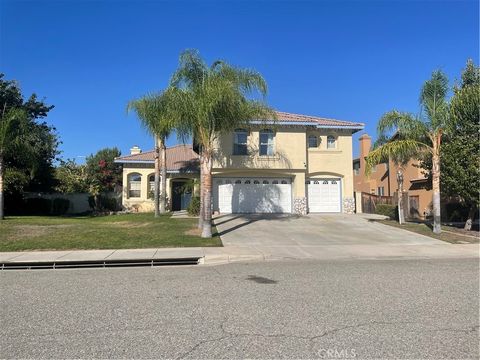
[307,179,341,213]
[214,178,292,213]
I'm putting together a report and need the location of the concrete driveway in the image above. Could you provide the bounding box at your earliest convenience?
[213,213,454,261]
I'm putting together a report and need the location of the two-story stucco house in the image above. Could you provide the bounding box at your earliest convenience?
[115,111,364,214]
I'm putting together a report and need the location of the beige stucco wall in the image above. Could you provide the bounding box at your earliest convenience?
[306,130,354,199]
[121,164,198,212]
[213,126,307,170]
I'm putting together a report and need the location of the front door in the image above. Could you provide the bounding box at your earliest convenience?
[172,181,192,211]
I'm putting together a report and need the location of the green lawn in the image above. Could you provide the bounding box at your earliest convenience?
[0,213,222,252]
[378,220,479,244]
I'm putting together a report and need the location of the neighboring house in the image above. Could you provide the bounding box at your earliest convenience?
[114,145,199,212]
[353,133,432,218]
[116,111,364,214]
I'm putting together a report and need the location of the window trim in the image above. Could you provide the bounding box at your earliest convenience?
[259,129,275,156]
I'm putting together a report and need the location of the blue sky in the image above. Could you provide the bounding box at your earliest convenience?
[1,0,478,161]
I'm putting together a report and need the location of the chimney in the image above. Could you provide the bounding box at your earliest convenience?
[130,145,141,155]
[359,134,372,159]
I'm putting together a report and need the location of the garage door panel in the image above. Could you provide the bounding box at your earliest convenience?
[308,179,341,213]
[215,178,291,214]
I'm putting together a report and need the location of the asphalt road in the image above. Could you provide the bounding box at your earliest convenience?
[1,259,479,359]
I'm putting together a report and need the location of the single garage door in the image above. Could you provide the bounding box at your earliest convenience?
[214,178,292,213]
[307,178,341,213]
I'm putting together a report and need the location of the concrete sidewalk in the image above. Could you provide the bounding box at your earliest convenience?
[0,243,478,267]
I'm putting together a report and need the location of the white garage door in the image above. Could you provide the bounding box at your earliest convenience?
[307,179,341,213]
[214,178,292,214]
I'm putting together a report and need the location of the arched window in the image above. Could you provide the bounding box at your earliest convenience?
[244,180,251,184]
[148,174,155,192]
[327,135,336,149]
[128,173,142,198]
[308,135,318,148]
[272,180,279,184]
[263,180,269,184]
[281,180,287,184]
[259,129,274,156]
[235,179,242,184]
[323,180,329,184]
[331,180,337,185]
[233,129,248,155]
[253,180,260,184]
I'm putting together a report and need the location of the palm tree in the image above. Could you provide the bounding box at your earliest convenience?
[127,94,173,216]
[371,135,418,224]
[166,49,274,238]
[0,106,27,219]
[365,71,450,234]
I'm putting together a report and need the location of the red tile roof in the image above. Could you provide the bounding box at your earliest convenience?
[115,144,199,172]
[274,111,364,128]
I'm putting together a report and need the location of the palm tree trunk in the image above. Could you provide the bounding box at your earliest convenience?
[154,137,160,217]
[432,142,442,234]
[201,153,212,238]
[396,170,405,224]
[198,152,204,229]
[160,138,167,214]
[0,154,4,220]
[464,205,476,231]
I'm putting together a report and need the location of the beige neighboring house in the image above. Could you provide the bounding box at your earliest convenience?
[353,133,432,218]
[116,111,364,214]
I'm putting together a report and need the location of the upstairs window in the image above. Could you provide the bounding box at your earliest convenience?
[327,135,336,149]
[308,135,318,148]
[233,129,248,155]
[259,129,274,156]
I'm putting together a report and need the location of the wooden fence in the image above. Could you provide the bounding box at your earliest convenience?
[360,192,394,214]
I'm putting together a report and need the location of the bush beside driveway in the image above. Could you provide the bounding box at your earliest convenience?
[0,214,222,252]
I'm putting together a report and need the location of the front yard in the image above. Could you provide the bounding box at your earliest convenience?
[0,213,222,252]
[378,220,479,244]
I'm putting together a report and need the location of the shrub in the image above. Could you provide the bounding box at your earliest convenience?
[375,204,398,220]
[88,194,120,212]
[24,198,52,215]
[444,202,472,222]
[187,196,200,216]
[52,198,70,215]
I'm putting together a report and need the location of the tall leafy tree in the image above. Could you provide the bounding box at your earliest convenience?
[54,159,89,193]
[127,94,173,216]
[85,147,122,195]
[422,60,480,230]
[365,70,450,234]
[160,49,274,237]
[0,74,57,218]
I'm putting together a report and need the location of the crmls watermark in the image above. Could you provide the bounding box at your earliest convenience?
[318,348,357,359]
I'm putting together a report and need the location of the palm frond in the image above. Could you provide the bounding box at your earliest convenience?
[0,108,27,152]
[420,70,449,130]
[364,139,430,176]
[377,110,429,143]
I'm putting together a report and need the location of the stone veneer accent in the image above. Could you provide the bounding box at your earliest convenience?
[293,197,307,215]
[343,197,355,214]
